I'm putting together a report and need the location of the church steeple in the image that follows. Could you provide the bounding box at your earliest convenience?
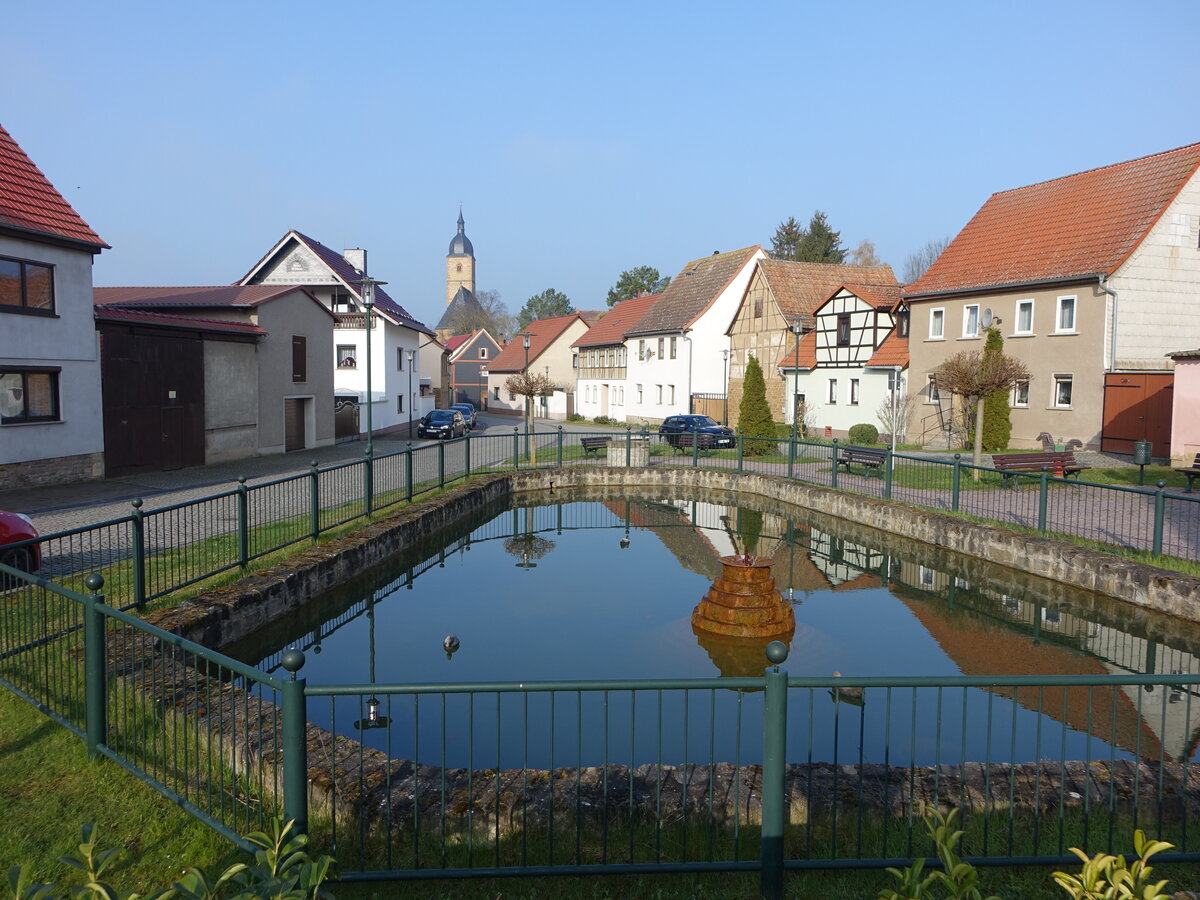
[446,208,476,305]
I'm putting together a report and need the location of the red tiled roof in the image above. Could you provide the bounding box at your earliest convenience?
[444,334,470,353]
[0,123,107,249]
[778,330,818,370]
[866,330,909,368]
[573,293,662,348]
[905,142,1200,296]
[629,247,763,336]
[94,304,266,336]
[488,313,585,372]
[754,261,898,326]
[839,281,903,311]
[94,284,337,319]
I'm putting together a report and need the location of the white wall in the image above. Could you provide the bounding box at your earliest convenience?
[790,367,904,438]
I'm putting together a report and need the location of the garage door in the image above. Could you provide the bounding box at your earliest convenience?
[284,399,306,452]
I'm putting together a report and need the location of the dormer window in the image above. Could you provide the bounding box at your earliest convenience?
[896,310,910,338]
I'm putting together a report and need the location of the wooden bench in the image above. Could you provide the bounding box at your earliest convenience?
[667,432,717,454]
[991,451,1089,486]
[836,446,887,478]
[1175,453,1200,493]
[579,436,612,457]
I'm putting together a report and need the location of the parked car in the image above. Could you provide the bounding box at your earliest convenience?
[417,409,467,440]
[450,403,478,430]
[658,415,735,449]
[0,510,41,584]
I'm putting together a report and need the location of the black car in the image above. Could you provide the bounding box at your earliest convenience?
[417,409,466,440]
[450,403,478,430]
[658,415,735,448]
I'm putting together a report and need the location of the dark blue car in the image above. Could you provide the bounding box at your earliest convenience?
[658,415,735,448]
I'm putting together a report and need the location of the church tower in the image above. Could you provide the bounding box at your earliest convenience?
[446,209,475,305]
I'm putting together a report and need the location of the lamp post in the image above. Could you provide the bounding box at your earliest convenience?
[891,366,902,455]
[356,276,387,458]
[721,348,729,425]
[521,332,532,459]
[354,599,389,731]
[407,350,415,438]
[788,318,804,463]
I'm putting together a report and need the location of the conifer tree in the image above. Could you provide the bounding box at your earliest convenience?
[736,354,777,456]
[980,326,1012,451]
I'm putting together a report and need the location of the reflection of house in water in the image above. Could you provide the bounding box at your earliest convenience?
[806,529,886,589]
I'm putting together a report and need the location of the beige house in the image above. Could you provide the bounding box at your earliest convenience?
[905,142,1200,455]
[486,313,588,419]
[726,260,899,422]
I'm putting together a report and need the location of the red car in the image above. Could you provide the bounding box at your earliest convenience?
[0,510,41,579]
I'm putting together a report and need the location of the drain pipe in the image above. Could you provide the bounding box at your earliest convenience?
[1098,274,1118,372]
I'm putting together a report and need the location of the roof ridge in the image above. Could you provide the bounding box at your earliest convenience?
[991,141,1200,197]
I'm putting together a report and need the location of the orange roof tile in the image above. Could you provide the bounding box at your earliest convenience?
[0,123,107,249]
[866,330,909,368]
[757,261,898,324]
[573,293,662,348]
[906,142,1200,296]
[487,313,585,372]
[778,330,818,370]
[629,247,763,336]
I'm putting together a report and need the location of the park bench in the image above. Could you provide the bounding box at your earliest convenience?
[836,446,887,478]
[991,451,1089,487]
[668,432,717,454]
[579,436,612,457]
[1175,453,1200,493]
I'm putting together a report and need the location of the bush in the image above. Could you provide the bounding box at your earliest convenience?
[848,423,879,445]
[737,354,778,456]
[593,415,616,425]
[981,327,1012,451]
[566,412,585,422]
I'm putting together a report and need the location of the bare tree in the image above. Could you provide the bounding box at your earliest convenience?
[875,387,917,447]
[504,372,562,465]
[444,288,513,339]
[848,239,883,267]
[933,340,1031,475]
[903,237,951,284]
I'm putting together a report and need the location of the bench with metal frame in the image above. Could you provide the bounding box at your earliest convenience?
[1175,453,1200,493]
[991,450,1089,487]
[667,432,717,454]
[579,436,612,457]
[836,446,887,478]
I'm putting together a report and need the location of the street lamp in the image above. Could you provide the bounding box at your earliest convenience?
[407,349,415,438]
[721,348,729,425]
[521,332,532,458]
[788,318,804,468]
[354,600,390,731]
[356,276,388,458]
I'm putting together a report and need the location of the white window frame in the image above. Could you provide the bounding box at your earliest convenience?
[668,384,675,404]
[479,347,488,359]
[1053,373,1073,408]
[669,336,677,359]
[656,384,663,404]
[1012,379,1030,408]
[849,378,860,406]
[1055,295,1077,333]
[657,337,665,359]
[638,339,646,361]
[1015,299,1034,335]
[637,384,643,404]
[826,378,838,405]
[962,304,979,338]
[929,308,945,340]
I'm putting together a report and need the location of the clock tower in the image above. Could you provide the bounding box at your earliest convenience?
[446,209,475,305]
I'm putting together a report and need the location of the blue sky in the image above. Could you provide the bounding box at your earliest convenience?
[5,1,1196,331]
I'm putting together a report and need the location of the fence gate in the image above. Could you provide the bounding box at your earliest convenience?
[1102,373,1173,457]
[691,392,727,424]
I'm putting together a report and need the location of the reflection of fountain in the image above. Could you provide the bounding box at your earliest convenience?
[692,555,796,677]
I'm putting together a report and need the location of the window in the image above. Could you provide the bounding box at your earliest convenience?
[919,566,935,587]
[849,378,860,405]
[1015,299,1034,335]
[494,387,501,400]
[1056,295,1076,332]
[479,347,488,359]
[292,336,307,383]
[670,337,677,359]
[927,374,941,403]
[753,293,763,317]
[668,384,675,404]
[396,395,404,413]
[826,378,838,404]
[1053,374,1073,408]
[637,384,643,404]
[336,344,356,368]
[1012,380,1030,407]
[896,309,910,337]
[0,256,54,315]
[656,384,663,404]
[572,353,578,368]
[837,314,851,346]
[657,337,665,359]
[0,368,59,423]
[929,308,944,339]
[330,291,354,313]
[619,387,624,404]
[396,347,404,371]
[962,304,979,338]
[639,339,646,361]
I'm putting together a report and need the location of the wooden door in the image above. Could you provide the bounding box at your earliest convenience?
[284,399,306,452]
[1102,374,1173,456]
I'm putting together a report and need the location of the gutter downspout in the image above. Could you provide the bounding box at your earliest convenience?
[1098,274,1118,373]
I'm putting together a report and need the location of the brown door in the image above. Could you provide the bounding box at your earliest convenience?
[284,399,306,452]
[160,406,185,470]
[1102,374,1173,456]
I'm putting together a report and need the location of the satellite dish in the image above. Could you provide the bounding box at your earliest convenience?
[981,308,993,328]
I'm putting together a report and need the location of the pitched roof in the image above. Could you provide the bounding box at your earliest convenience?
[865,329,909,368]
[839,281,904,311]
[905,142,1200,297]
[0,123,107,250]
[436,285,481,331]
[628,246,763,336]
[754,260,899,326]
[777,330,818,370]
[487,313,585,372]
[444,333,471,353]
[94,304,266,337]
[239,230,434,335]
[572,293,662,348]
[94,284,337,319]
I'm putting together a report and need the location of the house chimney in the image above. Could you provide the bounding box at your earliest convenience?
[343,248,367,274]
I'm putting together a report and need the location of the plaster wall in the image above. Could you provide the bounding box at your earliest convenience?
[254,292,335,453]
[203,340,258,462]
[1170,357,1200,460]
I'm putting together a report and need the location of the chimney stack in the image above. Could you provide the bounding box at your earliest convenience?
[343,248,367,274]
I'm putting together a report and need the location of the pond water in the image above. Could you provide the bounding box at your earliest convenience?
[225,489,1200,771]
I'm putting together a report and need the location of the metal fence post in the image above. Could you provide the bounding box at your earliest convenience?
[737,435,745,473]
[405,442,413,502]
[557,426,563,468]
[438,441,446,488]
[884,449,894,500]
[761,641,789,900]
[83,573,107,761]
[951,454,961,512]
[309,461,320,542]
[280,649,309,837]
[626,425,632,466]
[513,426,520,469]
[130,499,146,608]
[364,448,375,517]
[465,433,472,477]
[787,435,795,479]
[236,476,249,568]
[1153,481,1166,556]
[693,432,702,468]
[830,439,839,490]
[1038,468,1049,532]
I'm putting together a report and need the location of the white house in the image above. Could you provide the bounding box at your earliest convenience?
[572,293,662,421]
[0,123,110,488]
[486,313,588,419]
[622,246,766,425]
[239,231,435,438]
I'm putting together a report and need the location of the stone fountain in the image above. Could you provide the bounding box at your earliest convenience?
[691,554,795,677]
